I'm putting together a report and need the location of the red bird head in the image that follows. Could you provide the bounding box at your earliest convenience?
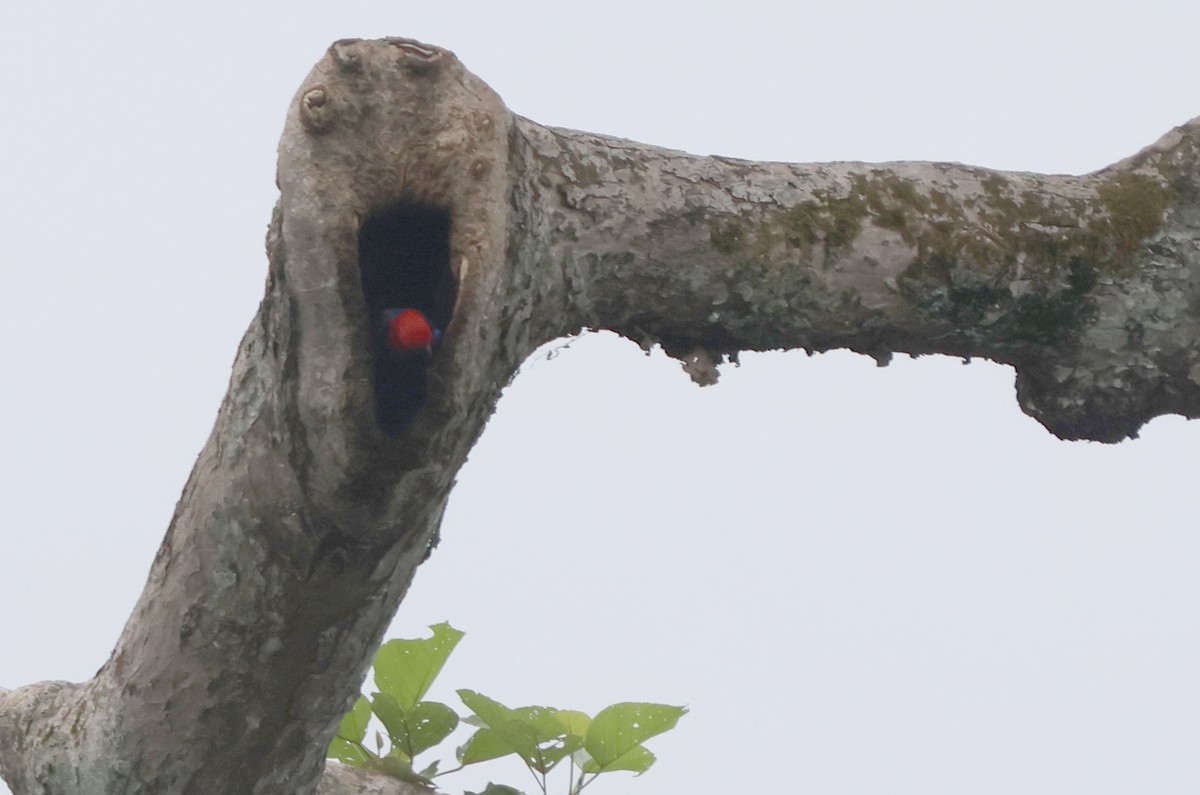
[384,308,435,351]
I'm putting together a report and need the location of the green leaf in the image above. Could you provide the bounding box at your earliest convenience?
[461,714,488,728]
[457,690,517,732]
[556,709,591,740]
[571,746,592,767]
[328,695,375,765]
[372,693,459,759]
[407,701,459,755]
[465,784,525,795]
[510,708,565,746]
[335,696,373,744]
[328,736,372,766]
[583,702,686,774]
[456,690,574,774]
[527,732,583,773]
[374,623,465,709]
[375,754,435,786]
[371,694,410,759]
[458,727,519,765]
[458,691,563,744]
[581,744,656,775]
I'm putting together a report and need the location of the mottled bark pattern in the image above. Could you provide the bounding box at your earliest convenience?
[513,120,1200,441]
[2,36,1198,795]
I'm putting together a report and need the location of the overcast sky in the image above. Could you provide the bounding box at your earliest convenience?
[3,2,1200,794]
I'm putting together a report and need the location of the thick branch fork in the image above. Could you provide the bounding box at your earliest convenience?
[2,36,1198,795]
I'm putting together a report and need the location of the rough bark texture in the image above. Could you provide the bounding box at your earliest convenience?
[513,120,1200,442]
[1,36,1198,795]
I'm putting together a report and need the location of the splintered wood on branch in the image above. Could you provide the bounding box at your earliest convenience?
[1,36,1198,795]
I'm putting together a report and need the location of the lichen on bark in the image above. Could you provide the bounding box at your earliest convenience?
[512,111,1200,441]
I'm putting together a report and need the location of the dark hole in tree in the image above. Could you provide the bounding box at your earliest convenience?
[358,203,455,435]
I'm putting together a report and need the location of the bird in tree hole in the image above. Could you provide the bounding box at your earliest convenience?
[375,307,441,434]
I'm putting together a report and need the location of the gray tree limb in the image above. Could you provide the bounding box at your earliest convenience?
[1,35,1197,794]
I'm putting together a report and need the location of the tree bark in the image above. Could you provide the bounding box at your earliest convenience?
[1,35,1197,794]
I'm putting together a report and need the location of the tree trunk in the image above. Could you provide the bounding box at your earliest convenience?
[1,36,1197,794]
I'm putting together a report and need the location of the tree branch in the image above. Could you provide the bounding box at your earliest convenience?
[511,115,1200,441]
[2,36,515,795]
[2,35,1197,795]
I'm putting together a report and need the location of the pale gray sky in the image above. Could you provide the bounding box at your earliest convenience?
[3,2,1199,794]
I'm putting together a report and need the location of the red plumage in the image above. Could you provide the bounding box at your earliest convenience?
[374,307,440,435]
[385,308,434,351]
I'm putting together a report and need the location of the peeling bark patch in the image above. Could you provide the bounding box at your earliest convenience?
[358,203,455,435]
[387,37,445,74]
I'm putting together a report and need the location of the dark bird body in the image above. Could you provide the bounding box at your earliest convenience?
[357,203,454,436]
[374,308,438,435]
